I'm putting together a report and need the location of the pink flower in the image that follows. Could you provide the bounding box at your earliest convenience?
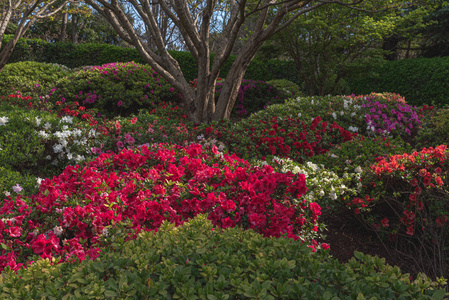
[12,184,23,193]
[117,101,123,107]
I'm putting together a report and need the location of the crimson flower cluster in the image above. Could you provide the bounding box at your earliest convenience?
[0,143,326,273]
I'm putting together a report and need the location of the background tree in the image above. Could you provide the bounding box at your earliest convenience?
[86,0,413,123]
[0,0,71,71]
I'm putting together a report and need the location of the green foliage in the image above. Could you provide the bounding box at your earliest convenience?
[0,102,99,180]
[267,79,303,98]
[346,57,449,107]
[0,61,70,97]
[1,37,300,84]
[48,62,181,118]
[0,166,39,197]
[0,215,445,299]
[309,135,413,177]
[414,107,449,148]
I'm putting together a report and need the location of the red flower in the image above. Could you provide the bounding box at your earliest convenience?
[410,178,418,187]
[7,226,22,238]
[321,243,330,250]
[381,218,389,227]
[406,225,414,236]
[435,167,442,175]
[409,193,417,202]
[205,127,213,135]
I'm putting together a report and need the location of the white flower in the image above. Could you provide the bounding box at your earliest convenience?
[329,192,337,200]
[340,111,344,116]
[38,130,49,138]
[197,134,205,140]
[75,155,85,162]
[306,161,318,171]
[60,139,68,147]
[36,177,43,186]
[53,143,64,153]
[67,152,73,160]
[46,155,52,160]
[332,112,337,119]
[44,122,51,130]
[330,154,339,158]
[4,191,10,197]
[102,228,109,236]
[348,126,359,132]
[60,116,73,124]
[0,116,9,126]
[53,226,63,236]
[298,112,302,118]
[35,117,41,126]
[354,166,363,173]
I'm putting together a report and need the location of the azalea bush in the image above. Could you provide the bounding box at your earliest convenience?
[0,142,326,273]
[347,145,449,278]
[309,135,413,177]
[48,62,181,118]
[254,157,362,211]
[207,115,357,163]
[0,61,70,98]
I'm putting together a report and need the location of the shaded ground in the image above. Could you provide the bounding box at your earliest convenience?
[320,207,423,279]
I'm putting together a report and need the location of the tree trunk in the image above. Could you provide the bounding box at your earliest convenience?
[71,14,78,44]
[0,37,19,72]
[59,12,67,42]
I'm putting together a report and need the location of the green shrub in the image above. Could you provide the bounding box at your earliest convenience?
[2,37,301,84]
[414,107,449,149]
[0,166,39,197]
[0,102,100,179]
[267,79,303,98]
[48,62,181,118]
[346,57,449,108]
[0,215,445,299]
[309,135,413,177]
[0,61,70,97]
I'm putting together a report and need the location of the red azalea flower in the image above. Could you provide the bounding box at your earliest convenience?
[406,225,414,236]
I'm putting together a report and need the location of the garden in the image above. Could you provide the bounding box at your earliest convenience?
[0,60,448,299]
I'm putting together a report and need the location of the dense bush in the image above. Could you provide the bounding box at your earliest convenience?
[414,107,449,148]
[0,61,70,97]
[48,62,181,118]
[348,145,449,279]
[268,79,303,98]
[346,57,449,108]
[0,215,445,299]
[309,135,413,177]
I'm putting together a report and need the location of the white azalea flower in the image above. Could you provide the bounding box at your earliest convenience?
[44,122,51,130]
[0,116,9,126]
[53,143,64,153]
[35,117,41,126]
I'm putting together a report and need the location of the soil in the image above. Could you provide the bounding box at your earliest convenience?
[320,207,423,279]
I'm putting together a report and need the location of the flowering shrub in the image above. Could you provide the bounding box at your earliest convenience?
[309,135,413,177]
[347,145,449,278]
[359,97,420,139]
[48,62,181,118]
[0,143,326,272]
[0,61,70,98]
[202,115,357,163]
[254,157,362,211]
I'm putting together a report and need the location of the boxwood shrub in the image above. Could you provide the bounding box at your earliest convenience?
[346,57,449,108]
[0,215,445,299]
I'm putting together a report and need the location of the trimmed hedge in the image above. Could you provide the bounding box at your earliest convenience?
[1,35,299,83]
[0,215,446,299]
[346,57,449,108]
